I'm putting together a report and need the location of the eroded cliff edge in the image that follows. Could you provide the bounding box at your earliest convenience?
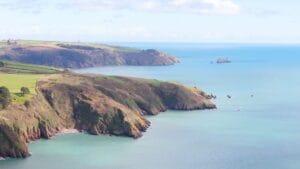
[0,73,215,158]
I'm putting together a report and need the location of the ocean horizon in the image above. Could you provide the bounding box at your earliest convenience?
[1,43,300,169]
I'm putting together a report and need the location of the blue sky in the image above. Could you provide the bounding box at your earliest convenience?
[0,0,299,43]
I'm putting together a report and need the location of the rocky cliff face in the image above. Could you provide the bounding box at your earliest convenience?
[0,73,215,158]
[0,44,179,68]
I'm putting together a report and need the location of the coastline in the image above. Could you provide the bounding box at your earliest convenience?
[0,66,215,159]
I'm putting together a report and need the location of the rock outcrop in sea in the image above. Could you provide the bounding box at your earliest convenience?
[216,57,231,64]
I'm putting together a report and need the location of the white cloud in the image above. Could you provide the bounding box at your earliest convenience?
[0,0,241,15]
[0,0,43,13]
[199,0,241,14]
[71,0,241,15]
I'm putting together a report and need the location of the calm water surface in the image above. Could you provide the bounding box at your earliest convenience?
[1,43,300,169]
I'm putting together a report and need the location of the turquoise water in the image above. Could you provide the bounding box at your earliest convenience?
[1,43,300,169]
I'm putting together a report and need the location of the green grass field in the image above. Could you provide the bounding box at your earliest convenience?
[0,73,44,103]
[0,60,60,74]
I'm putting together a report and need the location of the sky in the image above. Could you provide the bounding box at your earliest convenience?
[0,0,299,43]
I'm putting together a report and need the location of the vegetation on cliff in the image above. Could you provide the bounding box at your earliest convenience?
[0,40,179,68]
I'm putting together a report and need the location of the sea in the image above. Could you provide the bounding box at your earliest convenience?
[1,43,300,169]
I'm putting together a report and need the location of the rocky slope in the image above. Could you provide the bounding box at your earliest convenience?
[0,73,215,158]
[0,41,179,68]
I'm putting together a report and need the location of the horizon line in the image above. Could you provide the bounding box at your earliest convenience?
[1,39,300,45]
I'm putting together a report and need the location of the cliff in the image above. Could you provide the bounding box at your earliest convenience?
[0,73,215,158]
[0,40,179,68]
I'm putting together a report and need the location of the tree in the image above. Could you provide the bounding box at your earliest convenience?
[0,86,11,110]
[20,87,30,96]
[0,61,4,67]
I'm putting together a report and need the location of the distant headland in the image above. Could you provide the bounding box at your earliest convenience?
[0,40,179,69]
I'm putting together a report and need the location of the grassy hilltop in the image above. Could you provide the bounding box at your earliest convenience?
[0,60,61,103]
[0,60,61,74]
[0,40,139,52]
[0,73,42,103]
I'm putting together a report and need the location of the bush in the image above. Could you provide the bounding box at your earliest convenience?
[21,87,30,96]
[0,86,11,110]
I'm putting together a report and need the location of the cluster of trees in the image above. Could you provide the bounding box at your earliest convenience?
[0,86,11,110]
[20,87,31,108]
[0,86,31,110]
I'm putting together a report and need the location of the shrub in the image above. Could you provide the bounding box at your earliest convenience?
[24,100,30,108]
[0,86,11,110]
[20,87,30,96]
